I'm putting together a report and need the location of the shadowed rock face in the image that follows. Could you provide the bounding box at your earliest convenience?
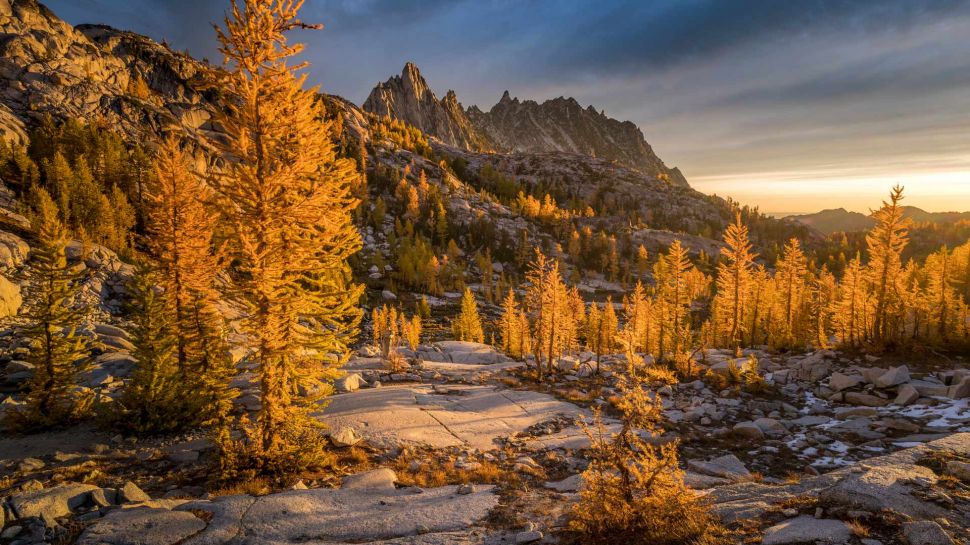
[364,63,689,186]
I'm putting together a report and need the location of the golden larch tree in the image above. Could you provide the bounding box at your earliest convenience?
[208,0,363,469]
[713,213,756,351]
[865,185,909,345]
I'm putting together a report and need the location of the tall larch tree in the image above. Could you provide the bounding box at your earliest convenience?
[498,288,522,358]
[526,250,572,380]
[774,238,808,347]
[208,0,363,470]
[713,213,756,351]
[656,240,693,361]
[866,185,909,346]
[835,253,867,347]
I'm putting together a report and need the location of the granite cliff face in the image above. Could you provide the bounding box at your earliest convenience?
[363,62,489,151]
[0,0,217,145]
[364,63,688,186]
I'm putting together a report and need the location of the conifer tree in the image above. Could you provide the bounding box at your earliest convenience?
[7,189,92,431]
[452,287,484,343]
[713,213,756,351]
[866,185,910,345]
[924,247,956,343]
[208,0,363,471]
[525,250,573,380]
[834,253,867,347]
[498,288,522,358]
[146,137,224,369]
[655,240,693,361]
[110,264,193,434]
[775,238,807,347]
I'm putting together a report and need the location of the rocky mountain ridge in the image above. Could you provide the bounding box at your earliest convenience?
[364,62,688,186]
[788,206,970,235]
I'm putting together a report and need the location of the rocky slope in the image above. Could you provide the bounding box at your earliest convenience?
[0,0,219,145]
[364,63,688,186]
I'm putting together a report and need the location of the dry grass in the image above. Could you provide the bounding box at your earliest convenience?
[210,476,272,497]
[782,472,803,485]
[776,495,818,511]
[846,519,871,538]
[393,455,512,488]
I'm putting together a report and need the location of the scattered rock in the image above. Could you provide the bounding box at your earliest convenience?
[330,427,362,448]
[340,468,397,490]
[335,373,365,393]
[733,421,765,440]
[687,454,750,480]
[895,384,920,406]
[902,520,954,545]
[829,372,862,392]
[761,516,850,545]
[118,481,151,504]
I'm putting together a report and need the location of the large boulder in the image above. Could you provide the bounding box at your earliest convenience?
[819,462,947,519]
[7,483,98,522]
[875,365,910,388]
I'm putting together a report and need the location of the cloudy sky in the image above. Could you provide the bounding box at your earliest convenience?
[47,0,970,214]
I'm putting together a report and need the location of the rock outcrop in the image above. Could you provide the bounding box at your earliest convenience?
[363,62,490,151]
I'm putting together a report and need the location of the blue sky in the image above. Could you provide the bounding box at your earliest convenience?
[47,0,970,213]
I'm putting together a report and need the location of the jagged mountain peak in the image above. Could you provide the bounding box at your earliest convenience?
[363,62,489,151]
[364,63,688,186]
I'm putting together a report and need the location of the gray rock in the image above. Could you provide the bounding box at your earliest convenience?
[844,392,890,407]
[90,488,117,508]
[544,474,582,493]
[874,365,910,388]
[754,417,787,437]
[515,530,543,543]
[948,377,970,399]
[908,379,949,398]
[733,421,765,440]
[335,373,365,393]
[819,463,946,519]
[829,373,862,392]
[340,468,397,490]
[118,481,151,503]
[895,384,920,406]
[687,454,751,480]
[77,507,206,545]
[329,427,362,448]
[761,516,851,545]
[902,521,954,545]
